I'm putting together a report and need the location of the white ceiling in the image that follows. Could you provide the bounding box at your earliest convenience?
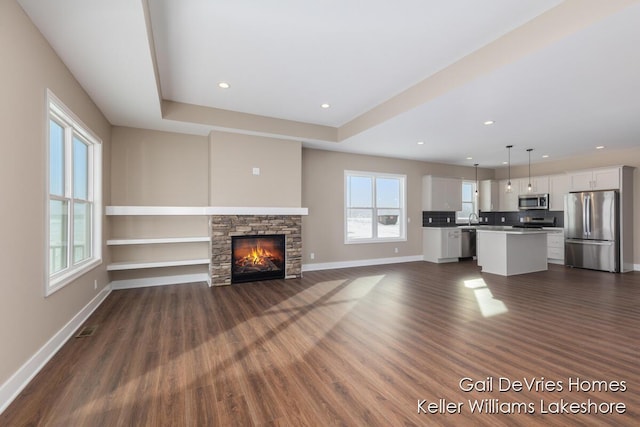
[17,0,640,168]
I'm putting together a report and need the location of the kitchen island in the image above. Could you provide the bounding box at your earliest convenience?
[476,227,548,276]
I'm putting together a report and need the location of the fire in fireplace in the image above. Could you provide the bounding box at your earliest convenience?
[231,234,286,283]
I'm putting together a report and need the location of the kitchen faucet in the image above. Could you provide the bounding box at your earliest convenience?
[468,212,479,226]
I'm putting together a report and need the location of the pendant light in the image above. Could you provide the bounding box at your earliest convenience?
[474,163,479,195]
[527,148,533,192]
[505,145,513,192]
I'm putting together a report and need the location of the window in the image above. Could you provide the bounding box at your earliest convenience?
[47,90,102,295]
[457,180,477,222]
[345,171,406,243]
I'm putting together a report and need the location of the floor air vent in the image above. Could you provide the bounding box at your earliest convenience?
[75,325,98,338]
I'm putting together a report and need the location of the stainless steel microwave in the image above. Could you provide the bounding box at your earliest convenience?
[518,193,549,210]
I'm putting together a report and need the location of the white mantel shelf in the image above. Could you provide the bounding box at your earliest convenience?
[107,237,210,246]
[106,206,309,216]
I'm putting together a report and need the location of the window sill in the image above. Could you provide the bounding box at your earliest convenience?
[46,258,102,297]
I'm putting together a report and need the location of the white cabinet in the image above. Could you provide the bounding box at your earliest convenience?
[548,174,569,211]
[592,168,620,190]
[422,176,462,211]
[498,179,521,211]
[568,170,593,191]
[423,228,461,263]
[523,176,549,194]
[479,180,499,212]
[445,229,462,259]
[568,167,619,191]
[546,229,564,264]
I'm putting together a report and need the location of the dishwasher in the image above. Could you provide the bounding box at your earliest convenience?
[460,228,476,258]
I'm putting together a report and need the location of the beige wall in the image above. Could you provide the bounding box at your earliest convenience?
[209,131,302,207]
[111,127,209,206]
[109,127,210,282]
[495,146,639,265]
[0,0,111,386]
[301,148,492,265]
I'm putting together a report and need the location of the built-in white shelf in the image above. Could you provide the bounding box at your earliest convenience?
[107,259,210,271]
[106,206,309,216]
[110,273,210,290]
[107,237,210,246]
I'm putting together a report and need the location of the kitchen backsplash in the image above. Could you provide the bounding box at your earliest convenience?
[478,210,564,227]
[422,210,564,227]
[422,211,456,227]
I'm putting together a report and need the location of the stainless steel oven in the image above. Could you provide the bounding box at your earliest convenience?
[518,193,549,210]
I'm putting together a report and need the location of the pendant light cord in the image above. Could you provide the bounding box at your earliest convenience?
[506,145,513,191]
[474,163,479,194]
[527,148,533,191]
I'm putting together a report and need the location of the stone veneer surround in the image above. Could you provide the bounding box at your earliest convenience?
[210,215,302,286]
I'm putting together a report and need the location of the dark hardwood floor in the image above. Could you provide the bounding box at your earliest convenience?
[2,261,639,426]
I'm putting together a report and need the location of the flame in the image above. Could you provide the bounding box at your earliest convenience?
[244,243,274,265]
[233,239,283,272]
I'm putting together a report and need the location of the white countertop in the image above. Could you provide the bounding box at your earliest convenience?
[422,226,463,230]
[475,227,548,234]
[423,225,563,233]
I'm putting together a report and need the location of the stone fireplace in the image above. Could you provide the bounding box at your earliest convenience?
[210,214,302,286]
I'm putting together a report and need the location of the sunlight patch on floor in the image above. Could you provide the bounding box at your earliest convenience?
[464,278,508,317]
[228,275,384,372]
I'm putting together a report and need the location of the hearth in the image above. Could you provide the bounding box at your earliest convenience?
[231,234,286,283]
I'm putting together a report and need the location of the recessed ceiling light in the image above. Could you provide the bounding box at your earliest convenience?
[466,157,473,160]
[417,141,425,145]
[321,103,331,109]
[484,120,495,125]
[542,154,549,158]
[218,82,230,89]
[596,145,605,150]
[502,161,508,165]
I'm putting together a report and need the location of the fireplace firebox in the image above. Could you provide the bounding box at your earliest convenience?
[231,234,286,283]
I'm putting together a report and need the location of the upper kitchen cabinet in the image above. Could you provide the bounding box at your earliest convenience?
[523,176,549,194]
[498,178,521,211]
[548,174,569,211]
[568,167,620,191]
[479,180,499,212]
[422,176,462,211]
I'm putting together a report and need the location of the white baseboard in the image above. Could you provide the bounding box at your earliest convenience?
[549,259,640,272]
[302,257,640,272]
[302,255,423,272]
[0,285,112,414]
[110,273,209,290]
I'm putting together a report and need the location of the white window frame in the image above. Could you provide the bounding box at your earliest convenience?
[456,180,478,222]
[344,170,407,244]
[45,90,102,296]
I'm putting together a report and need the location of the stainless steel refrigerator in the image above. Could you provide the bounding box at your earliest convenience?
[564,190,619,272]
